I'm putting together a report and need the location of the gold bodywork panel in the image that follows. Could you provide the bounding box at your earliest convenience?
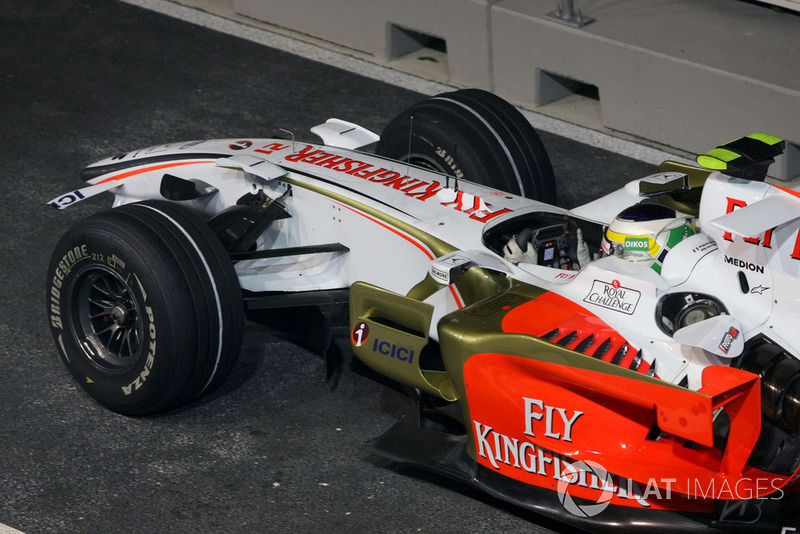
[349,282,460,400]
[653,160,712,216]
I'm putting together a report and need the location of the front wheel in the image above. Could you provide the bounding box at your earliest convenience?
[46,200,244,415]
[375,89,557,203]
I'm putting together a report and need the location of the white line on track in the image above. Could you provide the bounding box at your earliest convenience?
[121,0,689,166]
[0,524,24,533]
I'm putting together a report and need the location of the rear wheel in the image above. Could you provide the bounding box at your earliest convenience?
[375,89,556,203]
[46,200,243,415]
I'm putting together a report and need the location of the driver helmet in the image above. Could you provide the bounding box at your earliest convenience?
[601,204,695,273]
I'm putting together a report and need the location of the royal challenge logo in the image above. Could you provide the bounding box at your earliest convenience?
[584,280,641,315]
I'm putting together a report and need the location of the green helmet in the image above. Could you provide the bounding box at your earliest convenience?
[601,204,695,273]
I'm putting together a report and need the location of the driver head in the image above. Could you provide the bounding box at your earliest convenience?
[601,204,694,272]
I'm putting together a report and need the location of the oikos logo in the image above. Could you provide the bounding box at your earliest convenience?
[556,460,614,517]
[624,237,650,251]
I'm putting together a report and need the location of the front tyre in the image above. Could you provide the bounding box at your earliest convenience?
[375,89,557,203]
[46,201,244,415]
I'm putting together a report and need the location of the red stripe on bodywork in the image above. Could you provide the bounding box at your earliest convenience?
[773,184,800,199]
[333,201,464,308]
[94,160,216,184]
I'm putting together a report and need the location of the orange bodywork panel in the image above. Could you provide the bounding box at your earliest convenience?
[458,291,800,509]
[502,291,655,376]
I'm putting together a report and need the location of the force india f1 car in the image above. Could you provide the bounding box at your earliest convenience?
[46,89,800,532]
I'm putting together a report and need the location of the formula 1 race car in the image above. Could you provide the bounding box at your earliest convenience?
[46,89,800,532]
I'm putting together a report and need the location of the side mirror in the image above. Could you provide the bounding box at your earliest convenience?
[429,250,511,285]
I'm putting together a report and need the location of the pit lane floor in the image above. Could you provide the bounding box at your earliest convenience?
[0,1,656,532]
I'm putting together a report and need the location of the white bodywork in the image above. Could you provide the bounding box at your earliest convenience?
[48,126,800,393]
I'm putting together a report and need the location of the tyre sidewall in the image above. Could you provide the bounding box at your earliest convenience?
[126,201,244,399]
[47,215,195,415]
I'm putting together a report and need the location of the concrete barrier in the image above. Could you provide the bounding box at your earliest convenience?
[233,0,498,89]
[492,0,800,179]
[233,0,800,179]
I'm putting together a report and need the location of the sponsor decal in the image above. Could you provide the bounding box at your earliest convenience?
[715,194,800,260]
[583,280,641,315]
[283,145,512,223]
[473,398,652,510]
[718,197,800,257]
[122,304,155,395]
[434,146,463,178]
[624,237,650,251]
[722,198,771,246]
[555,271,577,280]
[228,140,252,150]
[474,396,787,517]
[692,241,718,254]
[429,253,472,285]
[351,321,369,347]
[429,264,450,284]
[49,189,86,209]
[371,338,414,364]
[522,396,583,442]
[724,255,764,274]
[718,327,739,355]
[750,285,769,295]
[254,142,290,155]
[49,244,89,330]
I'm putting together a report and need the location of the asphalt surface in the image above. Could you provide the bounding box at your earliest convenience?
[0,1,656,532]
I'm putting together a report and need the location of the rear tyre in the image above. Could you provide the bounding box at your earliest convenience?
[375,89,556,203]
[46,200,244,415]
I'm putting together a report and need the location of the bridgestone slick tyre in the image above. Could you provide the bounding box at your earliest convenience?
[46,200,244,415]
[376,88,557,203]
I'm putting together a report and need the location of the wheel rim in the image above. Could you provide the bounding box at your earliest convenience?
[70,266,144,373]
[401,152,449,175]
